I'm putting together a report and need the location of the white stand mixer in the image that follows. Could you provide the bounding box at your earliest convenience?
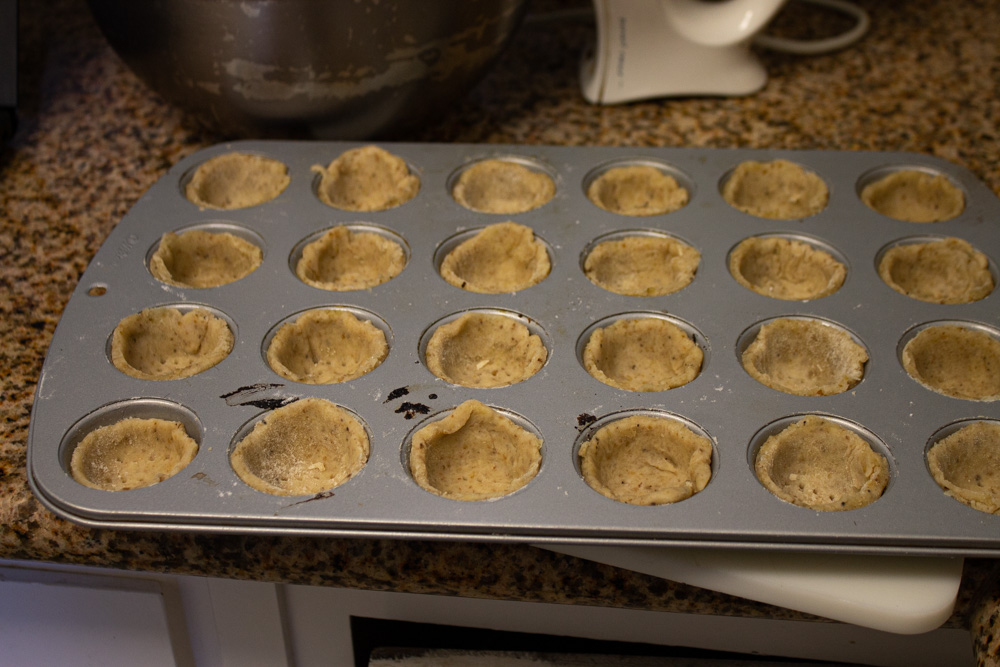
[581,0,869,104]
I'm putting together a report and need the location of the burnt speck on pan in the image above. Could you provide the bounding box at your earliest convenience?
[221,383,296,409]
[385,386,410,403]
[396,402,431,420]
[289,491,336,507]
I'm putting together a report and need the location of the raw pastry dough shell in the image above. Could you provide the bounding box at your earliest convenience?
[296,226,406,291]
[584,234,700,297]
[150,229,262,289]
[927,421,1000,514]
[185,152,289,210]
[111,307,234,381]
[71,417,198,491]
[452,159,555,214]
[722,159,828,220]
[230,398,369,497]
[741,318,867,396]
[754,416,889,511]
[583,317,703,392]
[313,145,419,212]
[408,400,542,501]
[861,169,964,223]
[878,237,993,304]
[901,325,1000,401]
[425,312,547,388]
[266,309,388,385]
[439,221,550,294]
[729,236,845,301]
[586,164,689,216]
[579,414,712,506]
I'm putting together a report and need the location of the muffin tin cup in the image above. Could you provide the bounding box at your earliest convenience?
[27,141,1000,555]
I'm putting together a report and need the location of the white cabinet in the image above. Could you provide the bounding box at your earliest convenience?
[0,563,184,666]
[0,559,973,666]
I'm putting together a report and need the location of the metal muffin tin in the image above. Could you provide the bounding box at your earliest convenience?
[27,141,1000,555]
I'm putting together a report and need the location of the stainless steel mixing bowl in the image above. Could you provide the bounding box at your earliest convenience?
[86,0,529,138]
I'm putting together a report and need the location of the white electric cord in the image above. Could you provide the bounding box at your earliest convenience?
[526,0,870,57]
[753,0,870,54]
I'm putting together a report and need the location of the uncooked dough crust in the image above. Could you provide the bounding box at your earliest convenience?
[722,159,828,219]
[266,309,388,384]
[927,421,1000,514]
[439,221,550,293]
[754,416,889,511]
[70,417,198,491]
[586,165,689,216]
[313,145,419,212]
[901,325,1000,401]
[729,236,846,300]
[150,229,262,288]
[452,159,555,214]
[742,318,867,396]
[861,170,964,223]
[296,226,405,291]
[111,307,234,380]
[878,237,993,304]
[583,317,703,392]
[425,312,547,388]
[578,415,712,506]
[185,152,289,210]
[408,400,542,501]
[230,398,368,496]
[584,235,700,297]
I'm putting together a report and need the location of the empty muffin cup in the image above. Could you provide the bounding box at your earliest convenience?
[149,228,263,288]
[438,221,551,294]
[877,237,993,304]
[70,416,199,492]
[313,145,420,212]
[423,311,547,388]
[582,315,704,392]
[585,163,689,216]
[927,420,1000,515]
[295,225,406,291]
[578,413,712,506]
[110,306,234,380]
[230,398,369,496]
[860,168,964,223]
[266,308,389,384]
[740,317,867,396]
[722,159,829,220]
[583,232,700,297]
[753,415,889,511]
[901,324,1000,401]
[451,158,556,214]
[408,400,542,501]
[728,235,846,300]
[184,152,289,210]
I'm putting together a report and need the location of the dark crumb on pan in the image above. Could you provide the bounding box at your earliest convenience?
[190,472,219,486]
[385,386,410,402]
[577,413,597,430]
[428,393,438,400]
[221,383,291,408]
[290,491,336,506]
[222,383,285,398]
[396,402,431,419]
[243,398,295,410]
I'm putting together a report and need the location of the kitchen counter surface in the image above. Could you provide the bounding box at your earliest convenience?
[3,0,1000,662]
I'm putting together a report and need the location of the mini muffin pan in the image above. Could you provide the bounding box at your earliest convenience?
[27,141,1000,555]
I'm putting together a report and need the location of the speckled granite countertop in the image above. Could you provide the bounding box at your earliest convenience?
[3,0,1000,662]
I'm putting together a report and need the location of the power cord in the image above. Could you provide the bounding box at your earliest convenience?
[755,0,871,54]
[525,0,871,56]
